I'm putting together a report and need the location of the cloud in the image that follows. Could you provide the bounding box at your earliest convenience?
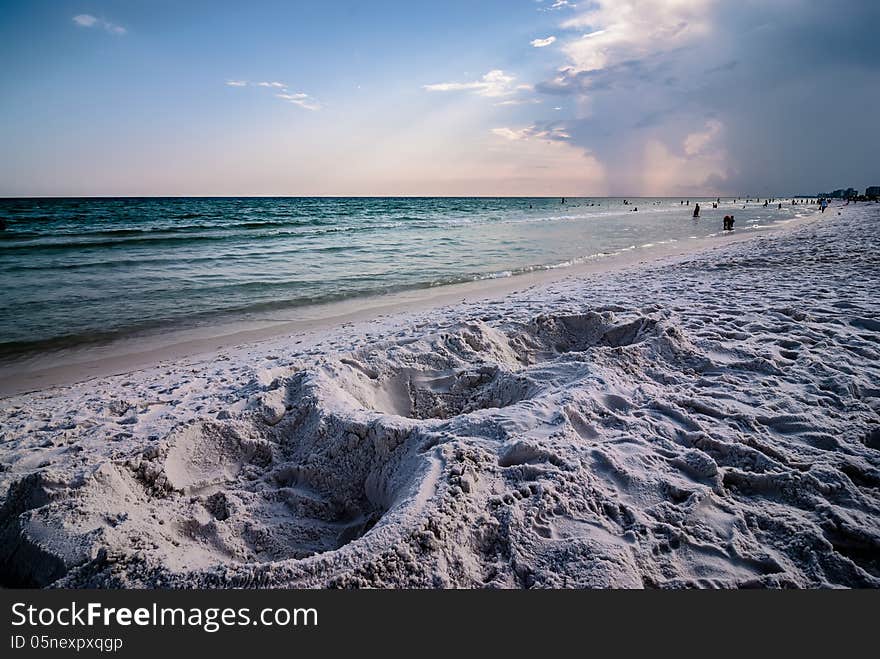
[225,80,321,110]
[491,127,534,141]
[276,92,322,111]
[479,118,606,194]
[683,118,722,156]
[537,0,576,12]
[531,36,557,48]
[495,98,542,106]
[72,14,97,27]
[527,0,880,194]
[632,118,728,195]
[558,0,712,75]
[72,14,126,35]
[491,124,571,142]
[641,135,728,196]
[424,69,527,98]
[530,0,721,192]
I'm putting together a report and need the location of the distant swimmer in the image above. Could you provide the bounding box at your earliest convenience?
[693,203,701,218]
[778,203,782,209]
[561,197,566,204]
[633,207,638,212]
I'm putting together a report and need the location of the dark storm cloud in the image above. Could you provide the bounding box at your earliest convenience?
[535,0,880,194]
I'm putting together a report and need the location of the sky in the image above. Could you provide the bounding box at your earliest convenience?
[1,0,878,197]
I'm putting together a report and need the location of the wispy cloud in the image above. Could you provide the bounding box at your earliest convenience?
[495,98,542,106]
[491,127,534,141]
[276,92,322,111]
[72,14,97,27]
[537,0,576,12]
[531,36,557,48]
[424,70,529,98]
[491,124,571,141]
[225,80,322,110]
[72,14,126,35]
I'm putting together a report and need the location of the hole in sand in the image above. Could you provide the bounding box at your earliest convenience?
[0,413,412,585]
[334,312,662,422]
[529,312,661,353]
[349,365,533,420]
[152,423,393,565]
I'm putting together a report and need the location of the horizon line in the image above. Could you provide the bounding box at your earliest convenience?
[0,193,825,200]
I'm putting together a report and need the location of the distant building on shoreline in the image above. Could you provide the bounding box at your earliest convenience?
[817,188,858,199]
[866,186,880,199]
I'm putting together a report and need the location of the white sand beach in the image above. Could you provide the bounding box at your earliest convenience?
[1,203,878,588]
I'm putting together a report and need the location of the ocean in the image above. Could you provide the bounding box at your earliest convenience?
[0,196,812,360]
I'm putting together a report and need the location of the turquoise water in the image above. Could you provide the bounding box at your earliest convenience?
[0,197,812,358]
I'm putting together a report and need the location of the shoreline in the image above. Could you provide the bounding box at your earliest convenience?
[0,210,820,398]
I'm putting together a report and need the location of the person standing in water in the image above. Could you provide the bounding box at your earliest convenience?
[693,203,700,218]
